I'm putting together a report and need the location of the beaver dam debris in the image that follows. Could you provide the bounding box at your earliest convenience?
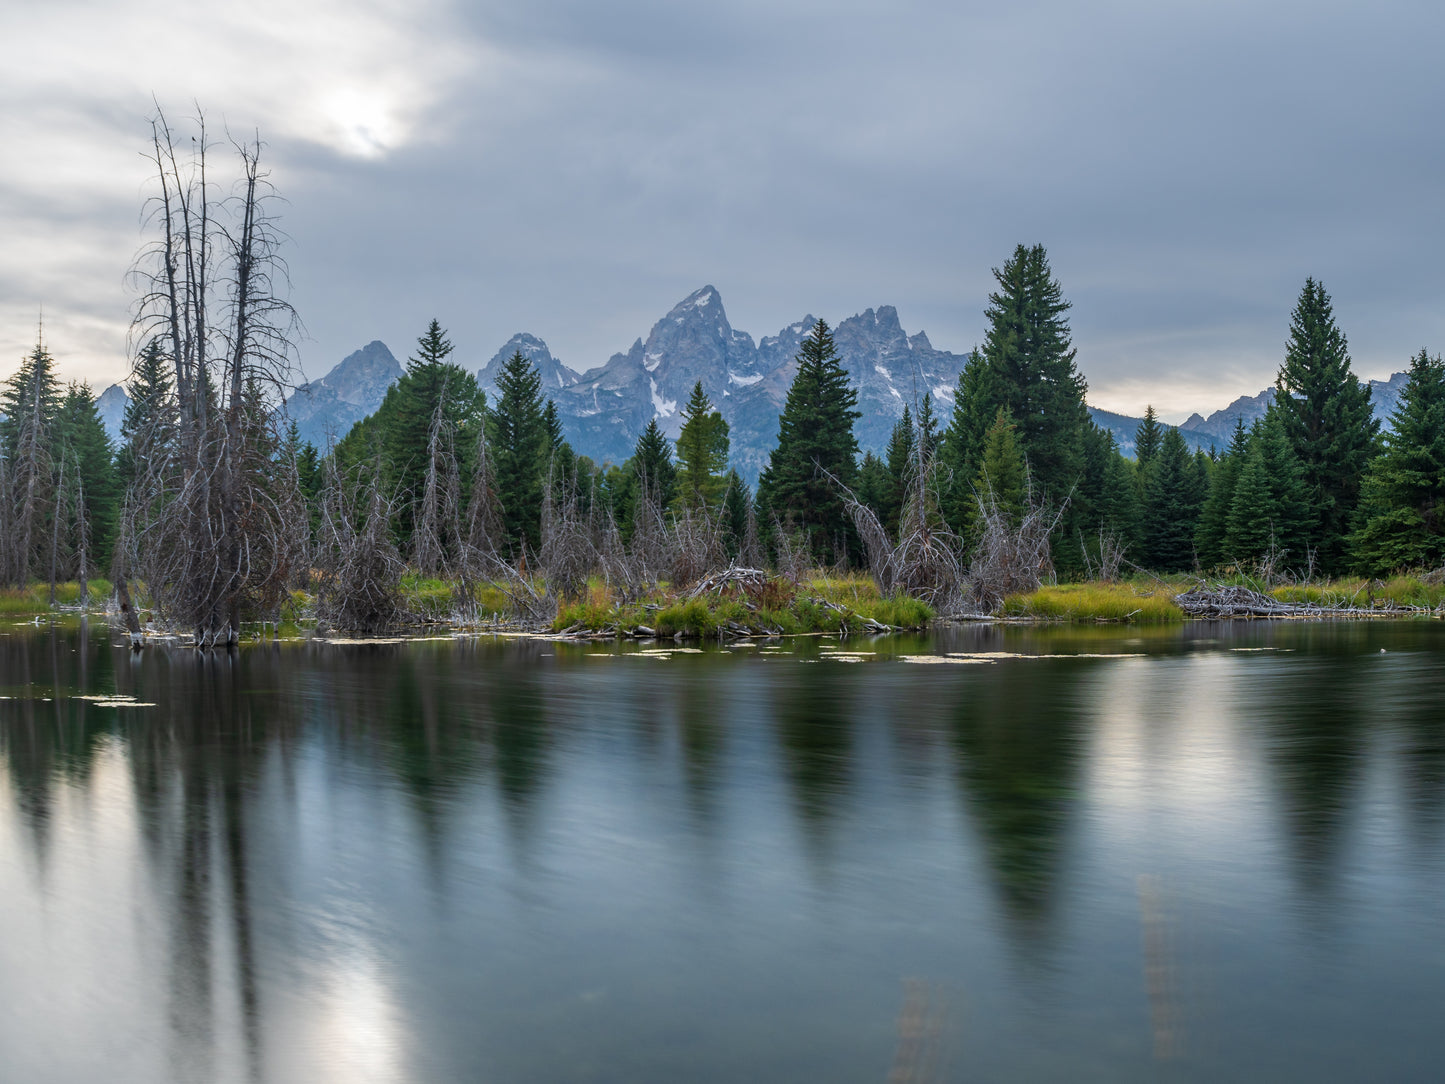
[1175,584,1441,618]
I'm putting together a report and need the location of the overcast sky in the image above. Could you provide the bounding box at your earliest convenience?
[3,0,1442,419]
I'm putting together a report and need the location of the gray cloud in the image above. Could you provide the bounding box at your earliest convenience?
[4,0,1443,419]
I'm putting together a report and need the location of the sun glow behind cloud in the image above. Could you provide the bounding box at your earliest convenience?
[0,0,485,384]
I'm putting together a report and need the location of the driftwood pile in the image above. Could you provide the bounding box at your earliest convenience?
[1175,583,1440,618]
[1174,585,1309,618]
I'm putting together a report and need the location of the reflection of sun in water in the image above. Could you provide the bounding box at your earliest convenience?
[312,944,405,1081]
[320,87,398,159]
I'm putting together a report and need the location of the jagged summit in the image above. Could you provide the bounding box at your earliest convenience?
[284,340,403,448]
[97,383,128,443]
[94,287,1419,480]
[478,333,580,399]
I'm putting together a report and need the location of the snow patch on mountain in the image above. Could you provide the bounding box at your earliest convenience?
[650,378,677,418]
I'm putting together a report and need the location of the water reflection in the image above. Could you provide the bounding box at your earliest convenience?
[949,664,1086,938]
[0,621,1443,1082]
[775,669,855,858]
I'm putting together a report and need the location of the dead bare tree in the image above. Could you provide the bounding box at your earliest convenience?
[1079,526,1128,582]
[412,386,462,578]
[48,452,66,606]
[126,108,299,646]
[461,422,505,577]
[72,450,90,607]
[538,461,603,600]
[315,458,403,633]
[669,502,729,590]
[966,478,1067,613]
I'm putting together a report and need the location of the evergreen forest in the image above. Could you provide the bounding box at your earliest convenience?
[6,120,1444,635]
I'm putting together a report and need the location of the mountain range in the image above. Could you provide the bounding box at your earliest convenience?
[92,285,1416,480]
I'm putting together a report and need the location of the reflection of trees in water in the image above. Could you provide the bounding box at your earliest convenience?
[676,676,725,829]
[1253,658,1367,901]
[774,670,855,866]
[0,622,121,871]
[948,666,1086,946]
[0,629,571,1081]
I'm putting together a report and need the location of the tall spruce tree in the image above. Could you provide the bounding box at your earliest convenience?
[939,350,992,530]
[974,407,1026,526]
[1142,427,1203,571]
[1350,350,1445,573]
[117,337,176,488]
[755,319,861,565]
[881,406,916,539]
[1225,410,1311,566]
[721,470,753,562]
[1134,406,1164,468]
[55,383,120,570]
[1273,278,1379,572]
[1,336,62,461]
[490,350,549,555]
[337,320,484,546]
[1195,419,1250,568]
[673,381,730,510]
[857,451,890,524]
[966,244,1088,501]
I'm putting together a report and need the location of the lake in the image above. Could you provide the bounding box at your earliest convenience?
[1,619,1443,1082]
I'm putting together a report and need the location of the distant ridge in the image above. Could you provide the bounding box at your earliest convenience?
[94,291,1417,475]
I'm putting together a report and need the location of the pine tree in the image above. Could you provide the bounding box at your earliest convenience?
[1350,350,1445,573]
[856,451,890,523]
[1,337,62,461]
[490,350,549,555]
[1195,419,1249,568]
[1142,427,1203,571]
[1225,442,1275,563]
[971,244,1089,502]
[881,405,916,539]
[54,383,120,571]
[1273,278,1380,572]
[721,470,753,562]
[916,393,940,464]
[1225,410,1311,566]
[938,350,993,531]
[118,337,176,487]
[673,381,730,510]
[338,320,484,547]
[1134,405,1164,468]
[1094,439,1143,556]
[975,407,1026,526]
[756,319,861,565]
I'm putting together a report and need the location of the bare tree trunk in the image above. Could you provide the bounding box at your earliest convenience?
[74,452,88,607]
[130,109,296,646]
[49,453,64,607]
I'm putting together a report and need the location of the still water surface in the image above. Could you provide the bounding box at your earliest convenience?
[2,620,1444,1082]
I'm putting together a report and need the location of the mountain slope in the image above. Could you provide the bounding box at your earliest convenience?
[284,340,403,449]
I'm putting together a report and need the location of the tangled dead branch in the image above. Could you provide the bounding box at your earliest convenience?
[966,482,1066,613]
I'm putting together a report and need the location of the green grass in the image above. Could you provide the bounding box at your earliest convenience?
[0,580,115,614]
[550,573,933,637]
[1003,582,1185,623]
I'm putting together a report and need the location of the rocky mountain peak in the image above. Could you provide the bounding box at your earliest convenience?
[322,341,403,405]
[96,383,128,443]
[479,332,580,398]
[284,340,403,448]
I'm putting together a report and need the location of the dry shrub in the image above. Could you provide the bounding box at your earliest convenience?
[966,483,1065,614]
[316,461,404,633]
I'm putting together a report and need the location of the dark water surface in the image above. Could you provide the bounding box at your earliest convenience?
[2,619,1444,1082]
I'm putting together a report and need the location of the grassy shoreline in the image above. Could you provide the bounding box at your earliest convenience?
[6,571,1442,642]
